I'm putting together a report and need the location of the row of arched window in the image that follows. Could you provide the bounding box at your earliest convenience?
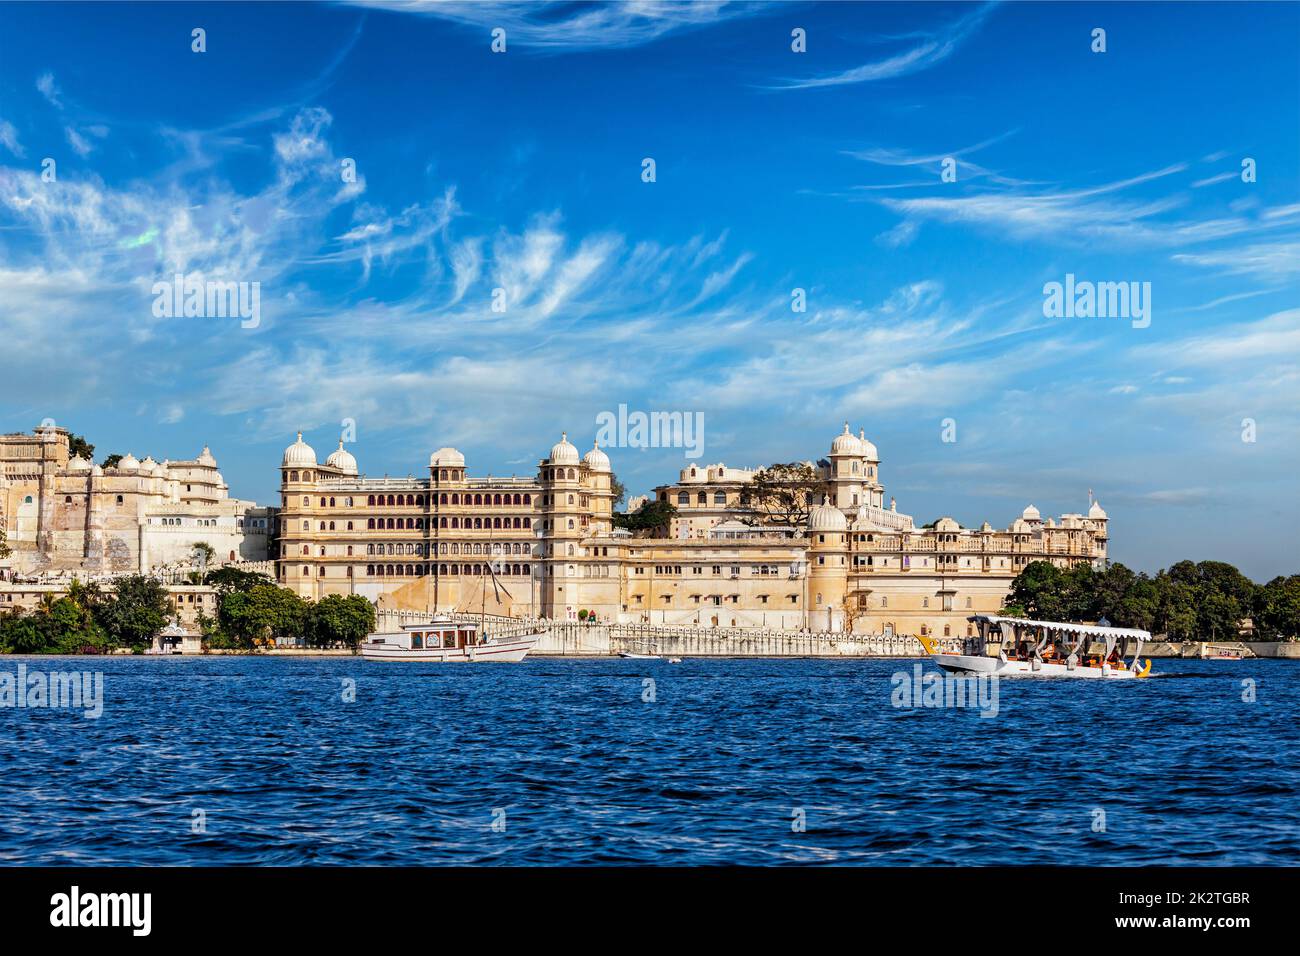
[677,491,730,506]
[363,564,533,577]
[293,492,539,507]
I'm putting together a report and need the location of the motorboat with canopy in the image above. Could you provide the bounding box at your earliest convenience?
[917,614,1153,679]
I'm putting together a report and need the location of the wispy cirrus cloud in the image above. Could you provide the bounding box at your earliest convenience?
[0,119,23,158]
[770,3,995,90]
[344,0,768,50]
[1172,239,1300,281]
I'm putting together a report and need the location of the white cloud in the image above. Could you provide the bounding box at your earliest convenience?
[348,0,764,50]
[771,4,994,90]
[0,119,24,158]
[1172,240,1300,281]
[36,71,62,108]
[64,126,94,157]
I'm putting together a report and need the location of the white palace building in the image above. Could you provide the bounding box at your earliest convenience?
[274,424,1109,639]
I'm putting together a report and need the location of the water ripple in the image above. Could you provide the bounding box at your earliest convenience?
[0,656,1296,865]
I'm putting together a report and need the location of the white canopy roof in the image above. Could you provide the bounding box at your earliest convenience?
[969,614,1151,641]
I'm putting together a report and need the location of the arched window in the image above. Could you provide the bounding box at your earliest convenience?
[302,497,310,506]
[522,494,531,505]
[346,521,353,530]
[368,495,375,505]
[367,518,375,529]
[290,471,299,482]
[677,492,689,505]
[440,493,448,504]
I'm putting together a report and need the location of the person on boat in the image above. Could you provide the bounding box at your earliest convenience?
[1041,643,1056,661]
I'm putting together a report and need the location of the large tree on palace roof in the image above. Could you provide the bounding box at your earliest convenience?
[738,462,831,530]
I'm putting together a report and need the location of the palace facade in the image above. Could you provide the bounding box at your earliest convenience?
[0,424,274,575]
[276,424,1110,638]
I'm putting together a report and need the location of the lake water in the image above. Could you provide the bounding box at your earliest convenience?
[1,656,1296,865]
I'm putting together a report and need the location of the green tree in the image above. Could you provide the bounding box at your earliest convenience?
[613,499,676,537]
[739,462,830,528]
[306,594,375,648]
[1116,575,1160,632]
[96,575,170,650]
[0,611,43,654]
[1255,575,1300,640]
[609,474,627,509]
[101,453,123,469]
[191,542,216,565]
[1157,578,1199,640]
[0,526,10,560]
[1006,561,1068,619]
[68,433,95,461]
[204,566,273,593]
[218,583,308,646]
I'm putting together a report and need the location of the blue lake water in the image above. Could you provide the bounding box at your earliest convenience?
[0,656,1296,865]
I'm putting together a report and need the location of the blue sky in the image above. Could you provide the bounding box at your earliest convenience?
[0,1,1297,579]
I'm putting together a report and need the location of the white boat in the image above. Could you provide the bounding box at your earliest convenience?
[361,617,544,662]
[918,614,1153,680]
[618,640,662,660]
[1202,643,1249,660]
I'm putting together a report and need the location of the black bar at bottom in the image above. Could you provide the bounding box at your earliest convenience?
[0,866,1287,942]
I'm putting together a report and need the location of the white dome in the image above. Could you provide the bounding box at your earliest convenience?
[830,422,863,456]
[809,496,848,532]
[326,440,358,475]
[66,455,90,472]
[1089,500,1108,520]
[91,464,103,476]
[934,516,961,532]
[550,432,579,465]
[429,447,465,467]
[857,428,878,461]
[583,441,611,472]
[196,445,217,467]
[117,453,140,471]
[140,456,157,470]
[1021,504,1041,521]
[282,432,317,468]
[152,464,167,478]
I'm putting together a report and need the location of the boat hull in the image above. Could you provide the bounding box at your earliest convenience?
[361,634,541,662]
[933,653,1140,679]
